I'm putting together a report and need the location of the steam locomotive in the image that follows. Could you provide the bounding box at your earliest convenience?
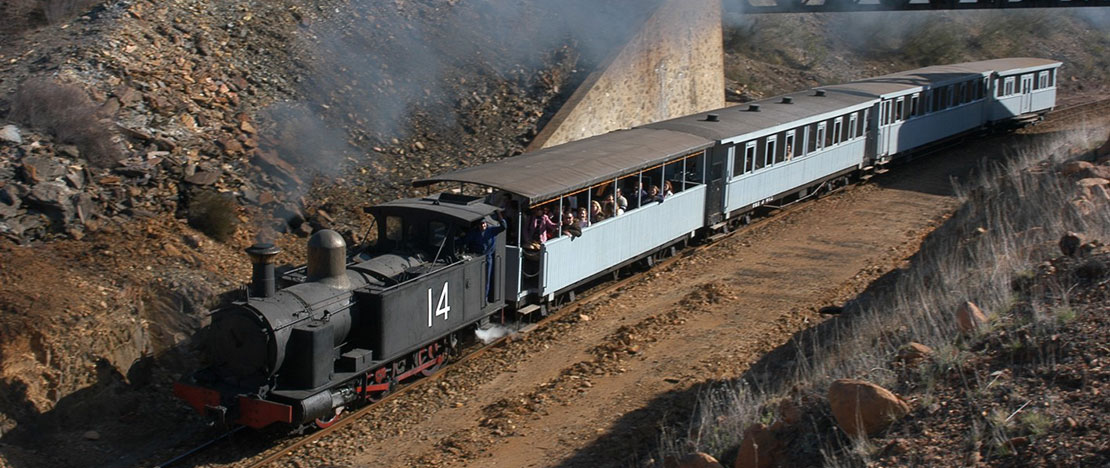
[174,58,1060,429]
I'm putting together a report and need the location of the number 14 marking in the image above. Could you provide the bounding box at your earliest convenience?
[428,281,450,327]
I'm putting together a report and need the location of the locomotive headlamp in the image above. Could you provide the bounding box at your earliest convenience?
[246,243,282,298]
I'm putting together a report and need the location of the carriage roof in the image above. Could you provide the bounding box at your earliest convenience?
[414,58,1060,205]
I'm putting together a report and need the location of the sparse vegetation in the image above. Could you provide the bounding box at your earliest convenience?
[0,0,100,36]
[187,190,240,242]
[654,128,1109,466]
[8,76,120,168]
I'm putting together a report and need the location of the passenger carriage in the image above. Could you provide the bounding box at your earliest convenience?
[416,57,1060,314]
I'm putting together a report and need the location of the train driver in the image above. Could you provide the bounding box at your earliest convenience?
[464,211,505,303]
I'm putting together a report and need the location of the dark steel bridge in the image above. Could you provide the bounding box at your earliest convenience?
[735,0,1110,14]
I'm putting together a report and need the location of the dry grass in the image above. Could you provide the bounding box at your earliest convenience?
[654,126,1109,464]
[8,76,120,168]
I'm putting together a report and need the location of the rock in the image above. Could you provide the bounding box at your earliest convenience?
[670,452,723,468]
[828,379,910,438]
[895,342,933,365]
[578,314,590,322]
[734,423,784,468]
[21,156,67,183]
[240,120,257,134]
[1059,232,1084,257]
[1061,160,1093,177]
[73,192,98,224]
[114,85,142,107]
[58,145,80,159]
[82,430,99,441]
[65,169,86,190]
[26,182,74,213]
[217,136,244,155]
[185,169,222,186]
[955,301,988,333]
[778,399,802,425]
[1076,178,1110,201]
[1098,131,1110,157]
[0,125,22,144]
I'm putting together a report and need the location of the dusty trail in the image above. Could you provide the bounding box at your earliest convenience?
[236,119,1091,468]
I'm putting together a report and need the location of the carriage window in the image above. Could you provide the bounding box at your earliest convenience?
[765,136,777,167]
[1037,71,1048,89]
[807,123,818,155]
[385,215,403,241]
[815,123,826,151]
[1048,69,1055,87]
[744,142,757,173]
[824,119,834,148]
[784,131,795,161]
[861,109,869,137]
[894,99,904,123]
[882,100,892,125]
[833,118,843,146]
[848,114,858,140]
[910,95,919,117]
[1004,77,1014,96]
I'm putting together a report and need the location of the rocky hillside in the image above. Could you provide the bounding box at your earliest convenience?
[0,2,1108,467]
[655,131,1110,468]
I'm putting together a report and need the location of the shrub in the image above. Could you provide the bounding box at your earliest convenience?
[187,190,240,242]
[0,0,98,37]
[8,76,121,168]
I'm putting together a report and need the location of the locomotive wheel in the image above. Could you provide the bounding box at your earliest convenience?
[417,343,444,377]
[314,406,345,429]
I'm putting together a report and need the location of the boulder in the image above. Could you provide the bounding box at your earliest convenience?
[21,156,67,183]
[734,423,784,468]
[1076,178,1110,202]
[0,125,21,144]
[828,379,910,438]
[895,342,934,365]
[1060,160,1094,177]
[1059,232,1085,257]
[26,182,74,214]
[955,301,988,333]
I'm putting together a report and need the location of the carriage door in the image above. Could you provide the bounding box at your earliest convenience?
[879,99,893,157]
[1020,74,1034,114]
[704,147,728,225]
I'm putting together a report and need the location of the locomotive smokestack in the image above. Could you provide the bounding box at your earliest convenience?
[307,229,351,289]
[245,243,282,298]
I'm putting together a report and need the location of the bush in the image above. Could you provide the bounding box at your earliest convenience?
[8,76,121,168]
[187,190,240,242]
[0,0,99,37]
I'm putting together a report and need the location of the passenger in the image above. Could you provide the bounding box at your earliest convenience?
[590,200,605,223]
[602,194,624,218]
[522,206,558,250]
[785,144,793,161]
[577,207,590,229]
[614,188,628,213]
[628,182,647,209]
[648,185,664,204]
[663,181,674,198]
[463,211,506,302]
[560,211,581,239]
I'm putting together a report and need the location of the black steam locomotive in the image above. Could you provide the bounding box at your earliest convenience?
[174,193,504,428]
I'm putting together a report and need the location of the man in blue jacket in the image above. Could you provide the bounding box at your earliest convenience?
[464,211,505,303]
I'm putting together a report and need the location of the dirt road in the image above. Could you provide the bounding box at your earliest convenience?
[222,118,1094,468]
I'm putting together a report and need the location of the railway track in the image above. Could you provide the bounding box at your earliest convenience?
[155,97,1108,468]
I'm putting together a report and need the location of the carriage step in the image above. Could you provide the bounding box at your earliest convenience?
[517,304,542,315]
[706,231,729,242]
[875,168,891,174]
